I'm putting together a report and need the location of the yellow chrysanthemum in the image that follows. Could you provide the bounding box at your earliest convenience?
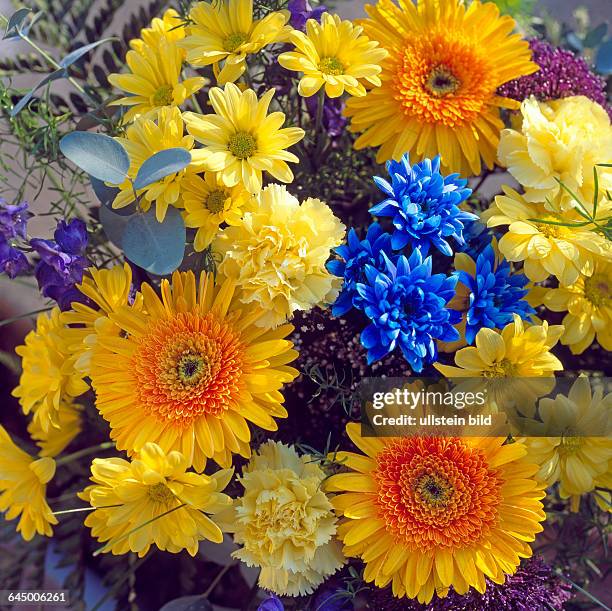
[542,260,612,354]
[215,183,345,327]
[325,423,545,603]
[12,308,88,433]
[343,0,537,176]
[108,41,205,123]
[183,84,305,193]
[227,440,345,596]
[89,271,298,471]
[0,426,57,541]
[520,377,612,510]
[27,399,83,458]
[498,96,612,209]
[179,0,290,84]
[182,171,252,251]
[484,186,611,285]
[129,9,186,54]
[112,106,206,221]
[78,442,232,557]
[278,13,387,98]
[63,263,140,375]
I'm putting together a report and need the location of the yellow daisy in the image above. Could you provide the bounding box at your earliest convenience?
[325,423,545,603]
[108,41,205,123]
[183,83,305,193]
[27,399,83,458]
[278,12,387,98]
[215,183,345,327]
[89,271,298,471]
[343,0,537,176]
[179,0,290,84]
[79,442,232,557]
[130,9,186,54]
[12,308,89,433]
[520,376,612,510]
[112,106,206,221]
[542,260,612,354]
[182,171,252,251]
[0,426,58,541]
[484,186,611,285]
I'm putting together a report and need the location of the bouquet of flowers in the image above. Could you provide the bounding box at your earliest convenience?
[0,0,610,608]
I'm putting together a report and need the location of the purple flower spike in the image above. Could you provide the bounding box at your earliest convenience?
[0,235,30,278]
[0,199,30,240]
[288,0,326,31]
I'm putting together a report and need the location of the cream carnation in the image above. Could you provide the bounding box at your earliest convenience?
[215,184,345,327]
[498,96,612,211]
[228,440,345,596]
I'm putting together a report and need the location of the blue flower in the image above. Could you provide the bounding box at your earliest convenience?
[457,243,535,345]
[0,235,30,278]
[257,593,284,611]
[31,218,90,310]
[0,199,30,240]
[369,155,475,256]
[327,222,395,317]
[287,0,326,30]
[457,217,495,259]
[356,248,460,370]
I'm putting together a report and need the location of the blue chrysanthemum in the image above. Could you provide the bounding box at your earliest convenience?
[458,243,535,345]
[356,248,460,370]
[370,154,475,256]
[457,218,495,259]
[327,222,395,316]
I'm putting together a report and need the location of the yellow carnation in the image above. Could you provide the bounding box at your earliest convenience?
[215,183,345,327]
[0,426,57,541]
[498,96,612,210]
[227,440,345,596]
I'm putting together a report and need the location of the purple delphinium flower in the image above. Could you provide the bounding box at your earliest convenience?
[305,94,347,138]
[0,199,30,240]
[498,38,612,119]
[327,222,396,317]
[0,235,30,278]
[370,155,475,257]
[31,218,90,310]
[356,248,460,370]
[457,243,535,345]
[257,593,284,611]
[367,557,572,610]
[288,0,326,31]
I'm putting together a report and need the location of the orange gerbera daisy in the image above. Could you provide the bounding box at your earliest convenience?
[88,271,298,471]
[344,0,538,176]
[326,423,546,604]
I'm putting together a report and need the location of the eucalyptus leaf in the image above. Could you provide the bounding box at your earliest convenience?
[20,10,43,37]
[566,32,583,52]
[99,205,132,248]
[59,37,115,68]
[159,596,212,611]
[595,39,612,75]
[584,23,608,48]
[60,132,129,184]
[133,148,191,191]
[3,7,30,39]
[10,69,67,116]
[122,206,185,275]
[88,175,133,215]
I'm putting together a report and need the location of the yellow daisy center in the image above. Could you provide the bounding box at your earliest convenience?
[424,65,460,97]
[148,482,175,504]
[228,132,257,159]
[318,56,345,76]
[584,273,610,307]
[482,358,515,377]
[153,84,174,106]
[205,189,228,214]
[534,217,570,239]
[559,430,583,455]
[223,32,248,52]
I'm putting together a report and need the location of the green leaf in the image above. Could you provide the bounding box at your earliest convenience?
[3,8,31,39]
[60,132,129,184]
[122,206,186,275]
[10,68,67,116]
[133,148,191,191]
[58,37,115,68]
[593,165,599,216]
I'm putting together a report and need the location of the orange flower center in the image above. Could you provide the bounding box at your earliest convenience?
[373,437,502,551]
[392,31,496,127]
[131,311,245,426]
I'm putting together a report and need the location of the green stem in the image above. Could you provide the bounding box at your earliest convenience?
[203,561,237,598]
[314,88,325,140]
[0,306,53,328]
[52,504,122,516]
[55,441,116,466]
[556,570,611,611]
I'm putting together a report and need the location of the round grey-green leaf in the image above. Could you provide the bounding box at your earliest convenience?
[122,206,186,276]
[60,132,130,185]
[133,148,192,191]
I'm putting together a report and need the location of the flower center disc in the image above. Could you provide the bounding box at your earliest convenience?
[584,273,610,307]
[205,190,228,214]
[148,482,175,504]
[223,32,248,52]
[318,56,345,76]
[424,65,460,97]
[228,132,257,159]
[153,84,174,106]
